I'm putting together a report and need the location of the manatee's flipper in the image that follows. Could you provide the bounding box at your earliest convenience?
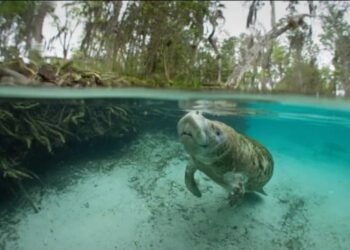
[223,172,247,206]
[185,163,201,197]
[257,188,267,195]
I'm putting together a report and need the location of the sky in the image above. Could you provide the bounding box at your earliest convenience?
[219,1,310,37]
[42,1,348,66]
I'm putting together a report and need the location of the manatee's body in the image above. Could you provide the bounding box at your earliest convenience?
[177,111,273,205]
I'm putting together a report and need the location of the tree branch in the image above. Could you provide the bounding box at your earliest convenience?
[225,14,312,88]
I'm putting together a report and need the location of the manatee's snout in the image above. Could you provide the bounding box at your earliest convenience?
[177,111,208,146]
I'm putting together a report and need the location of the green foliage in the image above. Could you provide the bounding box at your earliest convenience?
[0,1,350,95]
[277,61,322,94]
[71,1,216,85]
[220,37,237,81]
[319,1,350,95]
[0,1,35,17]
[320,1,350,51]
[270,42,288,82]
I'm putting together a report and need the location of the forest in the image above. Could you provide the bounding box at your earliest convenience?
[0,1,349,96]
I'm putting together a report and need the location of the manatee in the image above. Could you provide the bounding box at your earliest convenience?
[177,111,274,206]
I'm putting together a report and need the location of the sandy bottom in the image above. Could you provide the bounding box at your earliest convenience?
[1,132,349,250]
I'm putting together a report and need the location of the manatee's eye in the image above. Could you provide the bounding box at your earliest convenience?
[216,131,221,136]
[196,111,199,115]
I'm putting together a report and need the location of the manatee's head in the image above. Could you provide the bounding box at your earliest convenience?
[177,111,231,163]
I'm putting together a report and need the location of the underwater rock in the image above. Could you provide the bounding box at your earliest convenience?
[177,111,274,206]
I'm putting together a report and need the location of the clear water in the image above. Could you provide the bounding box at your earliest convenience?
[0,87,350,250]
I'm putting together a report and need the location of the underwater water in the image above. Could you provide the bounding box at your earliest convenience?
[0,87,350,250]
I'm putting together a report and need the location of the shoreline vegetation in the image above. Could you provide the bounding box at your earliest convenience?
[0,1,349,97]
[0,56,344,96]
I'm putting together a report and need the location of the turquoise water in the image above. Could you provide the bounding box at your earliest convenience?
[0,87,350,250]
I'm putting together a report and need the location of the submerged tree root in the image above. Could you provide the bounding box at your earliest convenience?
[0,99,137,195]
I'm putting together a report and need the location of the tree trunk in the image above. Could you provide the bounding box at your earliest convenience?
[260,1,276,91]
[109,1,123,71]
[31,2,55,53]
[208,24,222,84]
[225,14,311,88]
[270,1,276,28]
[163,46,170,81]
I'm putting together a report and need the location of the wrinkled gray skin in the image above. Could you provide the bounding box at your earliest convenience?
[177,111,274,206]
